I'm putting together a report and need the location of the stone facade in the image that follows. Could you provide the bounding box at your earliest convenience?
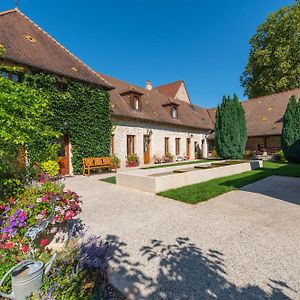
[112,117,209,167]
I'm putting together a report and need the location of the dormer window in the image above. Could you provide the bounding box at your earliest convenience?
[172,106,178,118]
[120,85,144,112]
[133,95,140,111]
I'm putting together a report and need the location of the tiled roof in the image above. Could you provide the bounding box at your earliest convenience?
[99,73,214,130]
[0,9,113,89]
[208,89,300,139]
[154,80,183,98]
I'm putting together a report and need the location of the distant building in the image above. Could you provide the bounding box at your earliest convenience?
[207,89,300,154]
[100,74,213,166]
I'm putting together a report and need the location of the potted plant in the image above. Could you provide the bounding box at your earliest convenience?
[162,152,174,163]
[126,154,139,167]
[111,154,120,168]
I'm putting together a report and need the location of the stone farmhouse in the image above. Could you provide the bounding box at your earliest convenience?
[1,8,299,173]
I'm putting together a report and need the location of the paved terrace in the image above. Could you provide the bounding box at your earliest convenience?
[65,175,300,299]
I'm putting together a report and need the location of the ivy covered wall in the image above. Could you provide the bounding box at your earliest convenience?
[25,73,112,174]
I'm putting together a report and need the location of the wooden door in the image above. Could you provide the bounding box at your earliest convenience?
[143,135,151,164]
[58,135,70,175]
[186,138,191,160]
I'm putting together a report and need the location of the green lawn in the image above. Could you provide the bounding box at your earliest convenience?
[141,159,215,170]
[101,176,116,184]
[158,161,300,204]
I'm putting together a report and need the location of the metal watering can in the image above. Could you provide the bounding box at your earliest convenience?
[0,195,58,300]
[0,254,56,300]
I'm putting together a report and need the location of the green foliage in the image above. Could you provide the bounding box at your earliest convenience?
[281,95,300,163]
[0,44,6,58]
[0,74,60,196]
[111,154,120,167]
[243,150,254,160]
[41,160,60,177]
[0,75,58,146]
[215,95,247,159]
[241,1,300,98]
[25,73,112,174]
[273,150,287,163]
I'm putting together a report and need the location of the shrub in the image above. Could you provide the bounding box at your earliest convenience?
[243,150,254,160]
[215,94,247,159]
[164,152,174,162]
[281,95,300,163]
[126,154,139,167]
[41,160,60,177]
[273,150,287,163]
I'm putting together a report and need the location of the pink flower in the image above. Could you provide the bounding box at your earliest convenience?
[4,242,14,249]
[20,211,27,218]
[21,245,29,253]
[64,210,75,220]
[41,210,47,215]
[54,214,60,222]
[2,233,9,239]
[40,239,48,247]
[0,205,5,210]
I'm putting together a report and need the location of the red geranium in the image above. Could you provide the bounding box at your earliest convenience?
[4,242,14,249]
[40,239,48,247]
[21,245,29,253]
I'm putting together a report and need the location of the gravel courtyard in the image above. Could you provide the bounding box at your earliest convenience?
[65,175,300,299]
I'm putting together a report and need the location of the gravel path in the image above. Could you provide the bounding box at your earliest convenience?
[65,175,300,299]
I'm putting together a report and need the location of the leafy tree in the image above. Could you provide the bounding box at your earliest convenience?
[0,75,60,195]
[281,95,300,163]
[241,1,300,98]
[215,95,247,159]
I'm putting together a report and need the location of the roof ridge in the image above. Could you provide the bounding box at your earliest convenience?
[0,8,18,16]
[154,80,183,89]
[244,88,300,103]
[12,9,113,88]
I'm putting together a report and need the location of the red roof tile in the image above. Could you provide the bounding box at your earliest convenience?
[99,73,214,130]
[208,89,300,138]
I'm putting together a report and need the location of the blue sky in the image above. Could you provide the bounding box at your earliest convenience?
[0,0,295,107]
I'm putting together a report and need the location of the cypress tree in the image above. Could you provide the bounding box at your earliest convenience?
[281,95,300,163]
[215,95,247,159]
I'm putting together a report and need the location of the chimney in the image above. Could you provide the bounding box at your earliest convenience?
[146,80,152,90]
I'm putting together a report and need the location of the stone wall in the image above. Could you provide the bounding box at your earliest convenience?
[112,118,208,166]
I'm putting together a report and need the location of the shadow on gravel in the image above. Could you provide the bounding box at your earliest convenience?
[106,235,294,299]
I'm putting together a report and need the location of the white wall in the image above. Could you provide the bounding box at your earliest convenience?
[112,118,208,166]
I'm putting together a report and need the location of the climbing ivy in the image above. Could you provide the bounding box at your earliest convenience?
[0,44,6,58]
[25,73,112,174]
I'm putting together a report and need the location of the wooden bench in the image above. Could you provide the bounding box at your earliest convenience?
[82,157,117,176]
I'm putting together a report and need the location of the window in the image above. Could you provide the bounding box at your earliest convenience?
[111,134,115,155]
[1,71,21,82]
[131,95,141,111]
[127,135,135,155]
[175,138,180,155]
[171,106,178,118]
[164,137,169,155]
[56,81,68,92]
